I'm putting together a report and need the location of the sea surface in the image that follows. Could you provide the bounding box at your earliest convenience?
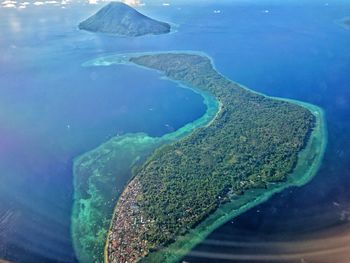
[0,1,349,262]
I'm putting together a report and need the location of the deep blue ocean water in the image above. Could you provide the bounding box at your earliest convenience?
[0,1,349,262]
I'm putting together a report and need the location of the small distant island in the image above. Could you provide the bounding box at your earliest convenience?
[78,2,171,37]
[336,17,350,30]
[344,19,350,27]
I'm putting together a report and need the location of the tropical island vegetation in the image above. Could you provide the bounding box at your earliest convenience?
[105,53,323,263]
[78,2,171,37]
[71,54,220,263]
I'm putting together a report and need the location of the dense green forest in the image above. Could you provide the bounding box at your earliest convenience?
[107,53,315,261]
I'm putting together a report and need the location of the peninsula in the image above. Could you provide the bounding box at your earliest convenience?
[72,53,219,263]
[78,2,171,37]
[104,53,326,263]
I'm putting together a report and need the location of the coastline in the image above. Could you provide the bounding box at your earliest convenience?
[105,51,326,263]
[71,133,160,262]
[74,51,327,263]
[71,56,219,263]
[144,99,327,263]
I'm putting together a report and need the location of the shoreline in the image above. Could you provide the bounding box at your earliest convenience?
[74,51,327,263]
[71,55,220,263]
[145,98,327,263]
[105,52,326,263]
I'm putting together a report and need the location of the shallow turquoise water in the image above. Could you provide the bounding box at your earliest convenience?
[0,4,207,262]
[71,53,220,263]
[0,1,349,262]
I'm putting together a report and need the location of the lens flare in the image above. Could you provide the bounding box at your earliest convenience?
[188,224,350,262]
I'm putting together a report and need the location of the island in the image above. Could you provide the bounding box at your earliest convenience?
[71,52,326,263]
[78,2,171,37]
[344,19,350,27]
[336,17,350,30]
[100,53,327,263]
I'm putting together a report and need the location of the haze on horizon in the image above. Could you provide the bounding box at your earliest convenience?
[2,0,347,10]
